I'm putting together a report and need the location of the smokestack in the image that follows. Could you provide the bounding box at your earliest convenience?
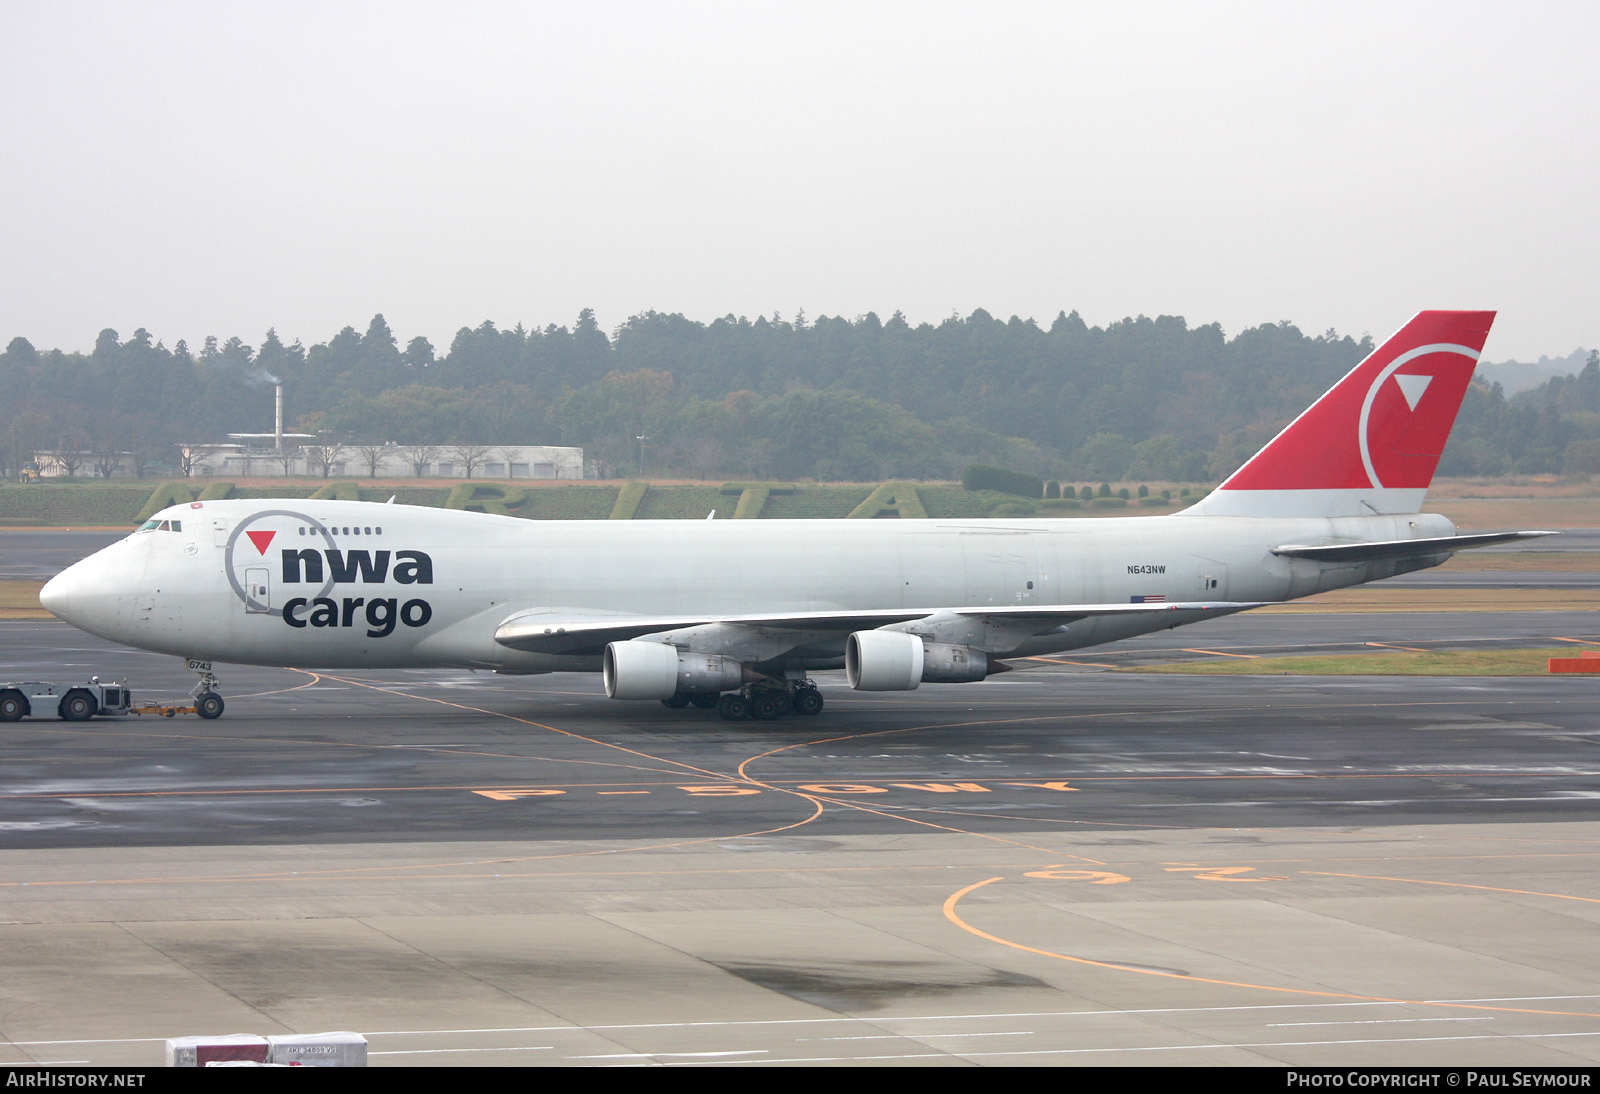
[275,384,283,454]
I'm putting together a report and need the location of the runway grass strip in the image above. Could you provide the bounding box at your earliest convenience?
[1258,588,1600,613]
[1122,648,1581,676]
[1439,551,1600,572]
[0,581,47,620]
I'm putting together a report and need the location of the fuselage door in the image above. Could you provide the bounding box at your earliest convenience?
[244,567,271,614]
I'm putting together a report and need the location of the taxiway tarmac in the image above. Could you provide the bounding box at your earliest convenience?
[2,611,1599,1067]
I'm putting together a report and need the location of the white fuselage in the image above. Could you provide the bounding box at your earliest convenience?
[42,499,1455,673]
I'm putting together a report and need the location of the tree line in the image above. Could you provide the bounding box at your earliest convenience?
[2,309,1595,482]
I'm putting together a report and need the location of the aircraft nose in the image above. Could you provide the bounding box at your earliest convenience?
[39,567,74,619]
[40,557,113,631]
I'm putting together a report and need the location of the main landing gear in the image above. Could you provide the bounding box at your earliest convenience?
[660,680,825,721]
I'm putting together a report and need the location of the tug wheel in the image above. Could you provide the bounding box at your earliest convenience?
[0,691,26,722]
[58,689,96,722]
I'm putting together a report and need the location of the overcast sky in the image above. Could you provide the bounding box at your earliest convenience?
[3,1,1595,362]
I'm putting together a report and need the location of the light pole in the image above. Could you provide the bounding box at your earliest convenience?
[636,435,648,477]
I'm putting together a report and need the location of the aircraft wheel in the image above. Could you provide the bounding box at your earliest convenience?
[661,694,692,709]
[58,689,96,722]
[196,692,225,720]
[792,688,824,716]
[0,690,26,722]
[689,693,719,709]
[717,693,749,721]
[750,693,783,721]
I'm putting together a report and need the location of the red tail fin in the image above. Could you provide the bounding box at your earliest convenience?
[1185,310,1495,518]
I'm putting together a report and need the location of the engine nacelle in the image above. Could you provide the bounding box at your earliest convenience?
[846,630,924,691]
[919,642,991,683]
[847,632,995,690]
[603,641,745,700]
[604,640,679,699]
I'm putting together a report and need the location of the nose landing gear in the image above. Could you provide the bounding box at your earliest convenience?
[188,662,226,720]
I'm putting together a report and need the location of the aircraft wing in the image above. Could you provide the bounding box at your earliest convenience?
[1270,530,1555,563]
[493,600,1262,656]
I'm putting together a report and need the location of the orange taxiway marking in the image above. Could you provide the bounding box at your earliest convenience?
[942,876,1600,1021]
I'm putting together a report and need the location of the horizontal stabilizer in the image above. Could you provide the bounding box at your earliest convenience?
[495,601,1263,655]
[1271,530,1555,563]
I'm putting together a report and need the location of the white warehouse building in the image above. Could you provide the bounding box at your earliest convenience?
[197,442,587,480]
[34,442,587,481]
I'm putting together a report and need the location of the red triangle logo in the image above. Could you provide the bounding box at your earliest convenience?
[245,529,277,555]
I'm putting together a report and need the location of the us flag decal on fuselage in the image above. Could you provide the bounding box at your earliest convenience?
[1130,594,1166,603]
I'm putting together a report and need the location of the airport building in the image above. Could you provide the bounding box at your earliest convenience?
[195,441,586,480]
[31,382,587,480]
[32,442,587,481]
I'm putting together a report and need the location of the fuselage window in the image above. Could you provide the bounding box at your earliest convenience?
[375,527,382,535]
[363,527,371,535]
[343,526,350,535]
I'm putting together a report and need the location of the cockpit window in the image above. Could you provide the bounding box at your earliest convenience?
[137,520,159,532]
[137,519,184,534]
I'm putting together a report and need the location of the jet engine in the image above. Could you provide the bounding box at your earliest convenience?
[846,630,993,690]
[603,640,745,700]
[845,630,923,690]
